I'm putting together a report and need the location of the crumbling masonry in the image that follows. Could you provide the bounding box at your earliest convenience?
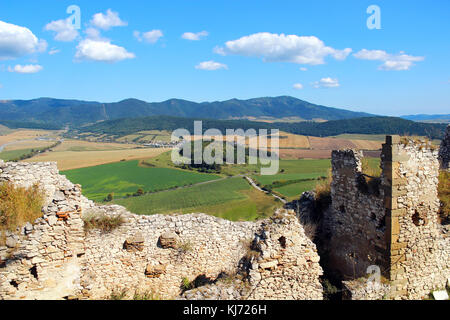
[324,136,449,299]
[0,161,323,300]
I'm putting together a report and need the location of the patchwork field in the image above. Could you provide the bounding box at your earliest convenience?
[26,146,169,170]
[62,160,221,201]
[114,176,281,221]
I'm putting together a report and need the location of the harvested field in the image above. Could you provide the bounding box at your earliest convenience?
[25,147,169,170]
[279,149,332,159]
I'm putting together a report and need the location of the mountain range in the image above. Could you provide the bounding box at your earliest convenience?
[0,96,373,126]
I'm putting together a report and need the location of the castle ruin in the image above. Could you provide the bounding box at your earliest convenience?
[0,133,449,300]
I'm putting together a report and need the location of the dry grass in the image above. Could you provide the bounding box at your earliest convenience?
[82,212,125,233]
[438,171,450,222]
[0,182,45,245]
[362,158,381,177]
[25,147,169,170]
[313,169,332,212]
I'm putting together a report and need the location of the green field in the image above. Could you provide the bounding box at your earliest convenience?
[273,180,319,200]
[62,160,221,201]
[114,177,281,221]
[0,148,34,161]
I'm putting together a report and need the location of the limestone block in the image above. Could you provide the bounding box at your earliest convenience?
[159,232,179,249]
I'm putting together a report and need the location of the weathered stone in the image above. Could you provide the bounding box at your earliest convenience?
[145,264,166,278]
[159,232,179,249]
[123,234,145,252]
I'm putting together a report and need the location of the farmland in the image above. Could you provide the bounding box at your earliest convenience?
[62,160,221,201]
[114,176,281,221]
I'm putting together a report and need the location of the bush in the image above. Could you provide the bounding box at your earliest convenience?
[0,182,45,245]
[82,212,125,233]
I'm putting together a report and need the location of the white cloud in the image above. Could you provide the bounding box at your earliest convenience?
[134,30,164,44]
[182,31,209,41]
[214,32,352,65]
[85,27,102,40]
[91,9,127,30]
[313,77,339,88]
[48,48,60,55]
[293,83,303,90]
[75,39,135,63]
[0,20,47,59]
[300,67,307,71]
[353,49,424,71]
[195,60,228,71]
[45,18,79,42]
[8,64,43,74]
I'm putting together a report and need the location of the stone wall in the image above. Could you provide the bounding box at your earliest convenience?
[324,149,387,279]
[439,125,450,170]
[323,136,450,299]
[0,161,323,300]
[0,161,89,299]
[384,136,449,299]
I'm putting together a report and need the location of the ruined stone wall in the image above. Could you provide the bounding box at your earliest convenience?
[325,150,387,279]
[384,137,450,299]
[326,136,450,299]
[0,161,323,300]
[0,161,89,300]
[439,125,450,170]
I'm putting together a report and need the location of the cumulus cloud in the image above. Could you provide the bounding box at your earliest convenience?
[182,31,209,41]
[0,20,47,59]
[8,64,43,74]
[313,77,339,88]
[48,48,60,55]
[91,9,127,30]
[293,83,303,90]
[195,60,228,71]
[45,18,79,42]
[84,27,103,40]
[133,30,164,44]
[353,49,424,71]
[75,39,135,63]
[214,32,352,65]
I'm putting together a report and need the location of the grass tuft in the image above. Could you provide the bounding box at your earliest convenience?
[0,182,44,245]
[82,212,125,233]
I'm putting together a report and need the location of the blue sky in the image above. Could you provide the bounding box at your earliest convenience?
[0,0,449,116]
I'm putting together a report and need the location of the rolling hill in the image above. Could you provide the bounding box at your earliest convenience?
[74,115,447,140]
[0,96,373,126]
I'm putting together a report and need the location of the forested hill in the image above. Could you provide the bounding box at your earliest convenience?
[75,116,447,140]
[0,96,372,125]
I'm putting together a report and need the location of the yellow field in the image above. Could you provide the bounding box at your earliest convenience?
[349,139,383,150]
[52,139,138,152]
[0,130,55,145]
[26,147,170,170]
[2,140,55,151]
[278,132,310,148]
